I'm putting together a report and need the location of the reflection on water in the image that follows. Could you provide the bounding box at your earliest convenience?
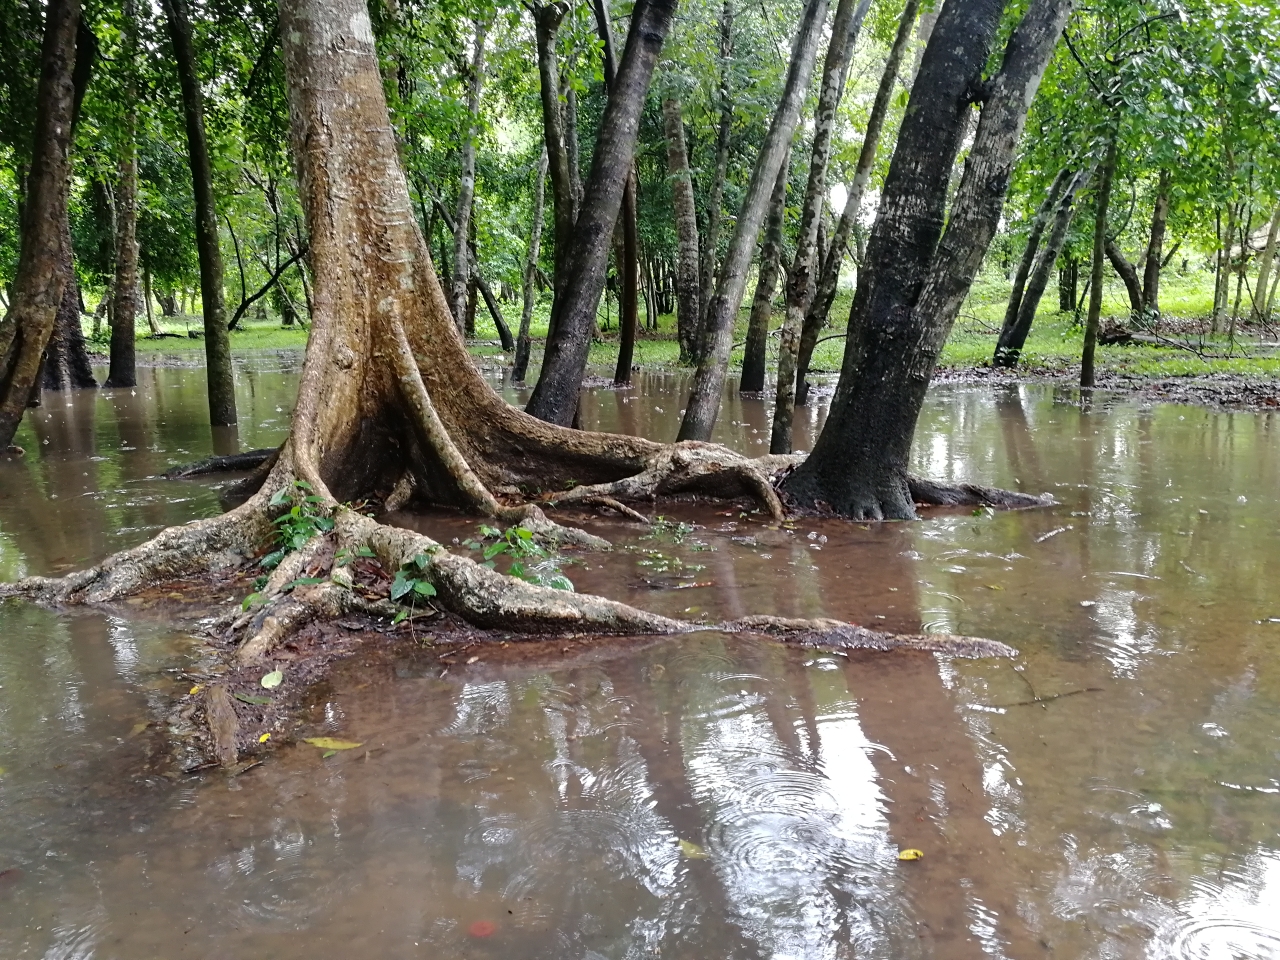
[1,356,1279,958]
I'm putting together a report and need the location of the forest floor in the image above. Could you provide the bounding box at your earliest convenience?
[87,267,1280,410]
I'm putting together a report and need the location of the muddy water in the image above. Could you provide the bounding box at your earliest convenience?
[2,356,1280,959]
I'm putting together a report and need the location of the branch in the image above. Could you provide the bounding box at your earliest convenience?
[226,246,308,331]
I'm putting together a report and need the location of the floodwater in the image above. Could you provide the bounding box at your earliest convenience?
[1,353,1279,959]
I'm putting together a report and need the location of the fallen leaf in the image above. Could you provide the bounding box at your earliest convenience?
[984,584,1004,591]
[468,920,497,938]
[466,655,480,665]
[234,693,272,705]
[898,848,924,861]
[302,737,363,751]
[129,722,149,737]
[0,767,6,777]
[678,838,709,859]
[322,750,337,759]
[258,733,271,743]
[260,670,284,689]
[189,684,202,695]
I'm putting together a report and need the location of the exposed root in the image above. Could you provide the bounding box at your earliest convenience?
[164,448,277,479]
[204,685,240,768]
[235,581,400,663]
[568,495,652,524]
[720,615,1018,658]
[907,477,1051,510]
[547,441,786,520]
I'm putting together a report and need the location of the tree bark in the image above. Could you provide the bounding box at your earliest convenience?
[0,0,80,450]
[532,3,576,311]
[794,0,921,408]
[449,20,488,333]
[1140,168,1169,317]
[994,166,1071,359]
[1081,134,1117,389]
[994,167,1088,367]
[740,159,789,395]
[514,148,549,381]
[662,96,701,364]
[1250,203,1280,324]
[106,0,140,388]
[697,0,734,344]
[1104,238,1142,320]
[783,0,1073,519]
[677,0,831,443]
[526,0,678,426]
[161,0,237,427]
[770,0,872,452]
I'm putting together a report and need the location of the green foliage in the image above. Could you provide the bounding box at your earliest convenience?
[261,480,334,569]
[462,524,575,591]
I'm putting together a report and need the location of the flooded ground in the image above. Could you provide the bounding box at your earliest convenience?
[1,354,1279,959]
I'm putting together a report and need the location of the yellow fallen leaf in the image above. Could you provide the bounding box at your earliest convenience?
[129,722,149,737]
[0,767,6,776]
[678,838,709,859]
[898,848,924,861]
[303,737,363,751]
[258,733,271,743]
[189,684,202,695]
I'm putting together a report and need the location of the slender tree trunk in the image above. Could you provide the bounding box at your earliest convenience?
[794,0,921,408]
[1082,134,1117,389]
[662,96,701,364]
[143,261,163,335]
[740,159,789,394]
[161,0,237,427]
[697,0,734,344]
[106,0,139,389]
[450,20,487,332]
[1140,168,1170,317]
[0,0,80,449]
[533,2,577,312]
[676,0,830,443]
[782,0,1074,519]
[1104,239,1142,320]
[1213,201,1237,335]
[1250,203,1280,324]
[996,166,1071,354]
[514,149,549,381]
[526,0,679,427]
[994,167,1089,367]
[770,0,872,453]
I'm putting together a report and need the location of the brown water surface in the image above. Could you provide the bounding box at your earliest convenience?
[1,356,1279,959]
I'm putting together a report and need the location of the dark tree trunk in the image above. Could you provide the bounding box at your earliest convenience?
[526,0,678,427]
[106,0,139,389]
[740,160,789,395]
[449,21,487,332]
[1104,238,1143,320]
[676,0,830,443]
[0,0,80,449]
[782,0,1073,519]
[662,96,701,364]
[770,0,871,453]
[161,0,237,427]
[464,276,478,338]
[994,167,1088,367]
[996,166,1071,353]
[1082,135,1117,389]
[1253,204,1280,324]
[1058,255,1077,311]
[1140,168,1169,317]
[533,2,577,313]
[697,0,734,344]
[794,0,921,409]
[514,148,549,381]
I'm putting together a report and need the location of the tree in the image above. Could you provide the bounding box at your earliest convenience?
[449,20,488,333]
[781,0,1075,519]
[661,94,701,364]
[0,0,81,452]
[160,0,237,429]
[105,0,140,389]
[740,159,789,394]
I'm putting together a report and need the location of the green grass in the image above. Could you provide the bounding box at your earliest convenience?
[95,265,1280,383]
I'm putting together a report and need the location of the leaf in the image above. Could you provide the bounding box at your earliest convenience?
[546,574,575,592]
[898,848,924,861]
[678,839,709,859]
[357,545,376,557]
[269,487,291,507]
[260,670,284,689]
[189,684,203,695]
[483,541,508,560]
[412,580,437,597]
[393,609,409,624]
[241,592,263,610]
[258,733,271,743]
[234,693,272,705]
[303,737,363,750]
[322,750,337,758]
[390,571,413,601]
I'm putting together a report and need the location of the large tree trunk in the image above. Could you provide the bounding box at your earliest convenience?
[994,167,1089,367]
[1104,238,1143,320]
[161,0,238,428]
[662,95,701,364]
[526,0,678,426]
[449,20,487,333]
[1141,168,1170,317]
[1081,134,1117,389]
[782,0,1073,519]
[794,0,921,409]
[740,160,789,394]
[697,0,734,345]
[0,0,81,450]
[514,148,549,381]
[1250,203,1280,324]
[106,0,140,389]
[676,0,831,443]
[769,0,871,452]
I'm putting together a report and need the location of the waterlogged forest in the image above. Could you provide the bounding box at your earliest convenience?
[1,0,1280,955]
